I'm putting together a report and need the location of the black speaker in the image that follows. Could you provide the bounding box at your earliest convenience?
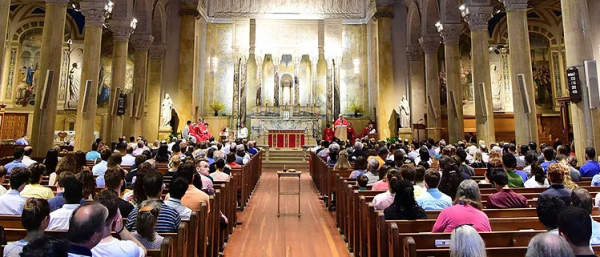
[39,70,54,110]
[427,95,439,120]
[478,83,488,117]
[111,88,121,115]
[82,80,92,112]
[517,74,531,114]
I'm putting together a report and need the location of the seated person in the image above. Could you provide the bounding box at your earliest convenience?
[3,198,50,257]
[164,177,192,220]
[416,169,453,210]
[372,169,401,210]
[536,195,566,233]
[21,163,54,199]
[47,172,85,212]
[432,180,491,232]
[486,168,528,209]
[0,166,6,195]
[540,163,573,206]
[104,168,134,217]
[126,170,181,233]
[349,156,368,179]
[0,167,30,214]
[558,206,597,256]
[399,164,426,198]
[47,176,83,230]
[357,175,369,191]
[210,159,230,182]
[384,179,427,220]
[570,188,600,245]
[19,236,69,257]
[132,200,165,250]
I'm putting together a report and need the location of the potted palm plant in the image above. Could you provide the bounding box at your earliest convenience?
[209,101,225,116]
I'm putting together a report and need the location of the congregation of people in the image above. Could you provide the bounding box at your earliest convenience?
[313,135,600,257]
[0,125,259,257]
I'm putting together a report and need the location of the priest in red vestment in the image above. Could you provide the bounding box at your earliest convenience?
[334,114,348,127]
[323,124,334,141]
[347,123,355,143]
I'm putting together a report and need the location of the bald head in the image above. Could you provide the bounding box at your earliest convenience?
[67,204,108,248]
[525,233,574,257]
[572,188,593,214]
[23,146,33,157]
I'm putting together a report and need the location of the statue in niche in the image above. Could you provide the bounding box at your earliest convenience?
[490,64,502,110]
[256,85,262,106]
[161,93,174,127]
[398,95,411,128]
[66,63,81,109]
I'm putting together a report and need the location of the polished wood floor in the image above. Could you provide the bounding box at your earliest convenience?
[223,168,351,257]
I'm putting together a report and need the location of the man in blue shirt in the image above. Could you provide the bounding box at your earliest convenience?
[540,147,556,172]
[581,147,600,178]
[416,169,452,210]
[85,142,101,161]
[5,147,28,174]
[14,135,28,146]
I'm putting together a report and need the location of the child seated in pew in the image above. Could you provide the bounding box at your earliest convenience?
[3,198,50,257]
[357,175,369,191]
[373,169,401,210]
[132,200,165,250]
[383,179,427,220]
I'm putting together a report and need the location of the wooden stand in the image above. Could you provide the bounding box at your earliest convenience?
[277,170,302,217]
[413,123,427,142]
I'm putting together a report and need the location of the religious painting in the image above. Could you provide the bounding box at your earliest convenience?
[15,33,42,107]
[65,48,83,110]
[529,33,557,113]
[460,44,474,115]
[532,61,552,108]
[98,55,135,108]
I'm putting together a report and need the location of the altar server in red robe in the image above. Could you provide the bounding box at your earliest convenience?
[204,123,212,140]
[323,124,334,141]
[347,123,356,143]
[189,123,202,143]
[334,114,348,127]
[359,124,370,138]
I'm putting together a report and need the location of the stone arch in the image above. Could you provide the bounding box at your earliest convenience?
[134,0,153,35]
[498,23,559,46]
[406,1,421,46]
[151,4,166,44]
[420,0,439,36]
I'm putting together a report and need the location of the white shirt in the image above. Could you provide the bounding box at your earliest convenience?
[91,236,144,257]
[372,191,395,210]
[167,142,175,152]
[47,204,80,230]
[3,239,28,257]
[0,189,25,215]
[524,177,550,188]
[482,153,489,163]
[238,127,248,139]
[164,198,192,220]
[21,156,37,167]
[0,185,7,196]
[121,154,136,166]
[92,161,108,176]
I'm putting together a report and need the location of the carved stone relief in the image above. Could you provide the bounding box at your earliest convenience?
[209,0,365,19]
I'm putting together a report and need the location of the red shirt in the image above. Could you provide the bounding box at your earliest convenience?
[485,189,528,209]
[324,128,334,141]
[432,204,492,233]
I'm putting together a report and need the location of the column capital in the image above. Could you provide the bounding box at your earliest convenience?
[149,44,166,59]
[439,23,463,45]
[406,45,423,62]
[272,55,282,66]
[419,35,441,54]
[255,55,264,66]
[372,10,395,21]
[45,0,69,5]
[79,1,107,27]
[293,55,302,65]
[463,6,493,30]
[109,19,134,41]
[503,0,528,11]
[131,34,154,51]
[179,6,200,18]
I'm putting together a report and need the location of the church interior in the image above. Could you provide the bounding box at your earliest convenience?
[0,0,600,256]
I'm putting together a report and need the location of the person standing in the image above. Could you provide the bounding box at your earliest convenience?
[237,123,248,140]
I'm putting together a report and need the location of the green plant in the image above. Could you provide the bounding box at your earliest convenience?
[386,137,398,144]
[348,100,364,113]
[209,101,225,113]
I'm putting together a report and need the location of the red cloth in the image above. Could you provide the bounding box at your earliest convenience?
[359,128,370,138]
[347,126,355,142]
[334,119,348,127]
[323,128,334,141]
[189,125,201,142]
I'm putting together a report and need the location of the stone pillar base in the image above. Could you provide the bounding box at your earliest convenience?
[398,128,413,142]
[158,127,172,141]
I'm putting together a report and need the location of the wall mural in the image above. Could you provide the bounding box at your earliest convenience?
[15,33,42,107]
[65,48,84,109]
[98,56,135,108]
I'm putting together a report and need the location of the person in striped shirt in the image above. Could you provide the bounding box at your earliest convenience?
[125,169,181,233]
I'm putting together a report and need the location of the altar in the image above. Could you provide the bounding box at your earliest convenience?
[267,129,306,148]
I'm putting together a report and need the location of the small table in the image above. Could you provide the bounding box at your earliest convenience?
[276,170,302,217]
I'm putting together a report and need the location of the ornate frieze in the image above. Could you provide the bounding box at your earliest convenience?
[149,45,166,59]
[463,7,493,30]
[80,1,106,27]
[503,0,528,11]
[419,36,441,54]
[208,0,364,19]
[109,20,134,41]
[439,24,463,45]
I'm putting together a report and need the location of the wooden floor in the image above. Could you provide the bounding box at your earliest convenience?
[223,168,351,257]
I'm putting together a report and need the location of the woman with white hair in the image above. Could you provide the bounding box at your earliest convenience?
[432,180,491,232]
[450,225,487,257]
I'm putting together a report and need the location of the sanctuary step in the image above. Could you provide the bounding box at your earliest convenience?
[263,149,309,170]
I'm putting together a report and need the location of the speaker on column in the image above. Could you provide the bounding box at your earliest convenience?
[427,95,439,120]
[135,93,144,118]
[111,88,121,115]
[449,90,458,118]
[517,74,532,114]
[82,80,92,112]
[127,93,135,118]
[478,83,488,117]
[39,70,54,110]
[585,60,599,109]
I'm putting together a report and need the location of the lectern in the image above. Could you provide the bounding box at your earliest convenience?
[413,123,427,142]
[335,125,347,141]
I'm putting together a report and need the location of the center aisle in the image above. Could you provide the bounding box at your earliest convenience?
[223,168,351,257]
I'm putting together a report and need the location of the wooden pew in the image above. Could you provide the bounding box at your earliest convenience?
[158,222,188,257]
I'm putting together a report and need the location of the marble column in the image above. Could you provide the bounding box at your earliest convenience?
[464,7,496,144]
[420,35,442,140]
[310,56,318,106]
[374,7,395,139]
[0,0,10,80]
[326,59,333,124]
[255,55,264,106]
[407,45,425,130]
[273,55,281,106]
[129,34,153,137]
[440,24,465,143]
[144,45,166,140]
[240,56,248,126]
[293,55,301,106]
[232,55,240,127]
[31,0,68,156]
[106,20,133,141]
[561,0,600,160]
[176,6,199,132]
[503,0,539,145]
[74,0,105,151]
[334,57,341,118]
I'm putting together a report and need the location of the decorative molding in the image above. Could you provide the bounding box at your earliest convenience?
[502,0,528,11]
[208,0,364,19]
[81,8,106,27]
[149,45,167,59]
[439,24,463,45]
[464,7,493,30]
[130,34,154,51]
[109,20,134,41]
[45,0,69,5]
[419,36,441,54]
